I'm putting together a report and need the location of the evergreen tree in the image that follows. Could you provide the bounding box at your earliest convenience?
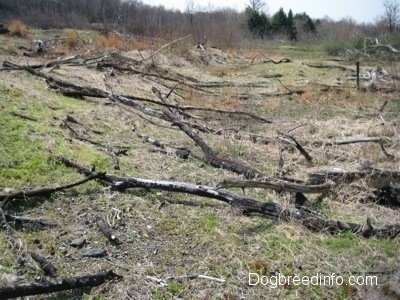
[294,12,316,33]
[271,8,287,34]
[245,7,270,38]
[286,9,297,40]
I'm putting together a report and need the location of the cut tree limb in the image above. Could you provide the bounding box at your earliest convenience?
[111,176,400,238]
[0,270,122,299]
[96,217,121,245]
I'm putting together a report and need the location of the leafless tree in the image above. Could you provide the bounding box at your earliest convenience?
[247,0,265,12]
[383,0,400,32]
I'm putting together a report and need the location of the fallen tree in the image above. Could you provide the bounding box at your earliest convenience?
[56,155,400,238]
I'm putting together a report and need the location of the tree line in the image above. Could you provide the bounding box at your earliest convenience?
[246,6,316,40]
[0,0,396,48]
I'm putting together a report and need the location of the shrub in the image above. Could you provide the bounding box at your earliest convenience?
[385,33,400,49]
[350,36,365,50]
[8,19,27,37]
[96,33,124,50]
[323,40,347,55]
[63,30,79,50]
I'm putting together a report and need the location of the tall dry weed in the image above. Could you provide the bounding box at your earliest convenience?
[8,19,27,37]
[63,30,79,50]
[97,34,124,50]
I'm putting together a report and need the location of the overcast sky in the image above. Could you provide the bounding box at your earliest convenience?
[139,0,385,24]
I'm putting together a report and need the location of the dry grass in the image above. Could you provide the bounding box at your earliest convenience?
[0,37,18,55]
[95,34,156,51]
[8,19,27,37]
[0,30,399,299]
[63,29,79,51]
[97,33,124,50]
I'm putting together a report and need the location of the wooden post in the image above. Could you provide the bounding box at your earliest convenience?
[356,61,360,90]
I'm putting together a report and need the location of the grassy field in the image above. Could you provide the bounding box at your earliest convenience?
[0,28,399,299]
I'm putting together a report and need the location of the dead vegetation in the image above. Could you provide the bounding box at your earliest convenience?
[0,29,400,299]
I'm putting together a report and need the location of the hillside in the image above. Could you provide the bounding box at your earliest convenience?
[0,29,400,299]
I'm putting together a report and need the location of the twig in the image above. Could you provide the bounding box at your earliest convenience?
[146,276,168,286]
[0,172,105,208]
[250,54,291,65]
[9,112,38,122]
[379,142,396,159]
[277,131,312,162]
[141,34,192,62]
[167,274,225,283]
[333,137,382,145]
[287,123,307,133]
[379,100,388,112]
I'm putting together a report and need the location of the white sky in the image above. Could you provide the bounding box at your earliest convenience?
[139,0,385,24]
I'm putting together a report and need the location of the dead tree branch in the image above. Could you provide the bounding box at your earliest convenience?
[163,110,264,179]
[141,34,192,62]
[307,168,400,187]
[0,172,105,209]
[56,156,400,238]
[29,251,58,277]
[277,131,313,162]
[4,215,57,229]
[250,54,291,65]
[96,217,121,245]
[217,178,335,193]
[0,270,122,299]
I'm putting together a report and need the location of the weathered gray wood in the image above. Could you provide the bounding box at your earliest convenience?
[58,156,400,238]
[307,168,400,188]
[217,178,335,193]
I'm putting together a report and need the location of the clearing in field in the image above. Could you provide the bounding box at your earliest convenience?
[0,28,399,299]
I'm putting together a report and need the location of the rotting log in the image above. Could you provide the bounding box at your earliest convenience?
[4,59,271,125]
[0,270,122,299]
[4,60,214,134]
